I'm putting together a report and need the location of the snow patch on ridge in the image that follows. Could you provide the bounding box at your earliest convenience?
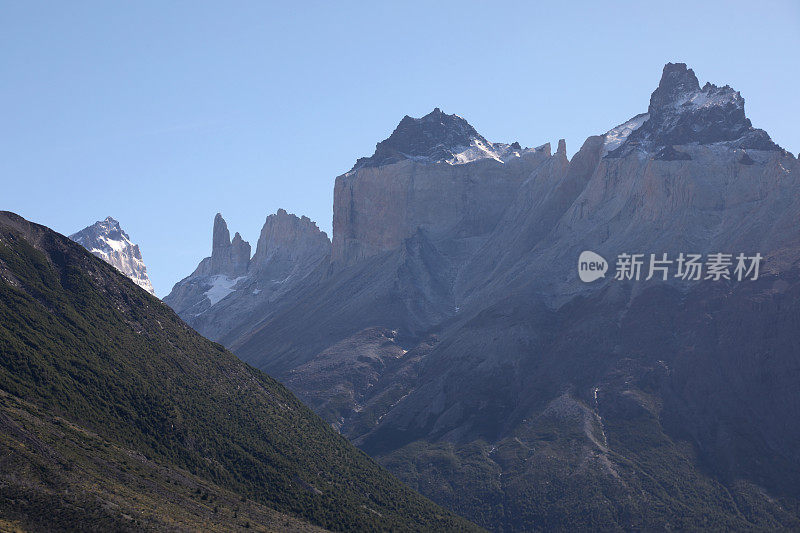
[603,113,649,157]
[671,85,740,111]
[205,275,246,305]
[104,238,127,253]
[449,138,505,164]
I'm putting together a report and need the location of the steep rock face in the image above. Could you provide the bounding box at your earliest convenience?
[332,68,799,530]
[457,142,799,313]
[231,228,457,375]
[226,64,800,531]
[235,112,553,379]
[252,209,332,273]
[332,108,547,266]
[454,135,595,304]
[174,213,253,281]
[163,209,330,342]
[457,64,795,311]
[69,216,155,295]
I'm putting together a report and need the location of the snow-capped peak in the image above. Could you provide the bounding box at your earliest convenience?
[70,217,156,295]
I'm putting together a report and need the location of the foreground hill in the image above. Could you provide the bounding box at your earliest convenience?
[0,211,479,532]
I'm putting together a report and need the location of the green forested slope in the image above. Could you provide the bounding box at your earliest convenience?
[0,211,480,532]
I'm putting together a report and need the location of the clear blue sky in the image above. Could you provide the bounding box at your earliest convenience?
[2,1,798,296]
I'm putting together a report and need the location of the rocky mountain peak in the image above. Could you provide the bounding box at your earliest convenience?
[605,62,781,158]
[69,216,155,295]
[395,107,482,146]
[251,208,330,269]
[91,216,127,241]
[101,215,120,226]
[350,108,520,171]
[648,62,701,112]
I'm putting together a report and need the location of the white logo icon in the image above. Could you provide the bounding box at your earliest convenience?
[578,251,608,282]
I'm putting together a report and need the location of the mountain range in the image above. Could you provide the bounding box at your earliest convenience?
[163,63,800,531]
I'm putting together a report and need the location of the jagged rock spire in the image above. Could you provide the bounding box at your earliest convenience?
[648,62,701,113]
[556,139,567,158]
[210,213,251,277]
[211,213,231,260]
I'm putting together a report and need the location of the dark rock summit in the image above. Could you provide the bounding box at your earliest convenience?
[349,107,528,172]
[352,108,486,170]
[606,62,781,157]
[647,61,703,111]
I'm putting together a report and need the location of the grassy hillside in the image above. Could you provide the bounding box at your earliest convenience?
[0,211,480,532]
[0,388,327,532]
